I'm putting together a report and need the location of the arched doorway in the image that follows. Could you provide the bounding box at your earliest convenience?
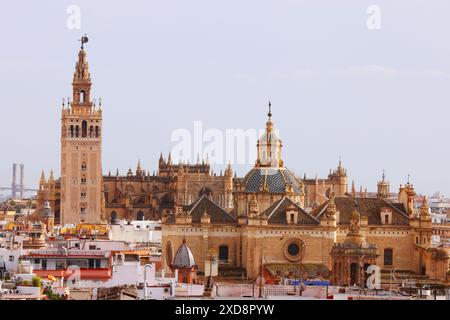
[137,211,144,221]
[219,245,229,263]
[110,211,117,224]
[350,263,359,285]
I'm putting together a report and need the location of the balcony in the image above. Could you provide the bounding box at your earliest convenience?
[26,249,109,258]
[33,268,112,280]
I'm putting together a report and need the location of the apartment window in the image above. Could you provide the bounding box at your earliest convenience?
[89,245,96,250]
[89,259,101,269]
[384,248,393,266]
[9,255,14,262]
[384,215,389,224]
[56,261,66,270]
[42,260,47,270]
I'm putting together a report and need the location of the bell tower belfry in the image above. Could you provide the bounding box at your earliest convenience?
[60,36,103,225]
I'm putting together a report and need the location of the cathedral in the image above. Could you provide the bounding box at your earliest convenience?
[161,110,448,283]
[36,41,449,284]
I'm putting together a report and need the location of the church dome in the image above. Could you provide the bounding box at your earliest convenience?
[172,239,196,269]
[242,167,302,194]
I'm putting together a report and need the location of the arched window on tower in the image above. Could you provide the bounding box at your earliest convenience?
[80,90,86,103]
[95,126,99,138]
[70,125,74,137]
[89,125,93,137]
[75,125,80,138]
[82,121,88,138]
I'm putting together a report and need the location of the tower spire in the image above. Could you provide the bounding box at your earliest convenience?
[40,170,46,185]
[72,36,92,107]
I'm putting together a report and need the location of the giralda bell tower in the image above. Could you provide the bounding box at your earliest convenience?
[61,36,103,225]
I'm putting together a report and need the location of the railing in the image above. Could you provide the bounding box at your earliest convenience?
[33,268,112,280]
[26,249,108,257]
[263,287,296,296]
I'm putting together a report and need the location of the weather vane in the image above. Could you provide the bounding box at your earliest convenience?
[268,100,272,118]
[79,34,89,49]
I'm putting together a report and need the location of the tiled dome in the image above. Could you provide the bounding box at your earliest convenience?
[172,240,196,268]
[242,167,302,194]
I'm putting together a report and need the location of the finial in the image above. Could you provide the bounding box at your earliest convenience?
[98,97,102,107]
[268,100,272,118]
[407,174,410,184]
[62,98,65,107]
[382,169,385,181]
[79,34,89,49]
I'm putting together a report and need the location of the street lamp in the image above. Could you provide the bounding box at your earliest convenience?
[205,248,217,291]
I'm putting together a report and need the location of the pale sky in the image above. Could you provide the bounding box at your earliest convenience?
[0,0,449,197]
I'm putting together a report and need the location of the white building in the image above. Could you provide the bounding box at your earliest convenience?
[0,244,25,274]
[109,220,161,244]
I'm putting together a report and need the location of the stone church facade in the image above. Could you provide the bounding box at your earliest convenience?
[161,111,449,283]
